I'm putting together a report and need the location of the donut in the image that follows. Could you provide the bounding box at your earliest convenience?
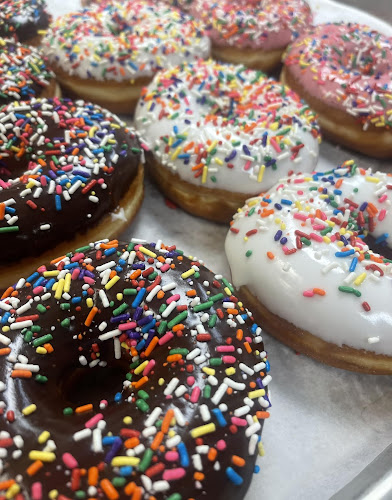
[225,160,392,374]
[0,98,144,291]
[0,39,60,105]
[81,0,194,10]
[191,0,312,73]
[0,0,51,46]
[135,59,320,223]
[281,23,392,158]
[42,0,210,114]
[0,237,271,499]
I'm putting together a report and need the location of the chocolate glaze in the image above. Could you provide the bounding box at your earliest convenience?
[0,40,55,105]
[0,0,50,43]
[0,239,270,499]
[0,98,141,264]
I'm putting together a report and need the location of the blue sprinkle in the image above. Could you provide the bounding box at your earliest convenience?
[178,442,190,467]
[280,237,288,245]
[226,467,243,486]
[26,271,39,283]
[349,257,358,272]
[114,392,122,403]
[375,233,389,244]
[45,279,55,290]
[212,408,227,427]
[104,248,116,256]
[55,194,62,211]
[132,288,146,308]
[359,202,368,212]
[254,465,260,474]
[102,436,117,446]
[71,297,82,304]
[251,324,258,334]
[335,249,355,258]
[1,312,11,324]
[281,199,293,206]
[265,360,271,372]
[274,230,282,241]
[120,466,133,477]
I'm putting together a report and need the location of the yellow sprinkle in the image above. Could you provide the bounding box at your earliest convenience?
[29,451,56,462]
[248,389,266,399]
[158,378,165,386]
[111,456,140,467]
[323,236,331,244]
[295,201,303,211]
[139,246,157,258]
[6,484,20,499]
[54,278,64,300]
[43,270,59,277]
[49,491,58,500]
[89,126,97,138]
[202,367,215,376]
[224,287,232,296]
[168,430,176,438]
[86,298,94,308]
[339,228,346,235]
[207,140,218,153]
[202,165,208,184]
[123,416,133,425]
[22,404,37,416]
[38,431,50,444]
[190,423,216,439]
[105,275,120,290]
[258,441,265,457]
[270,122,279,131]
[257,165,266,183]
[36,347,47,354]
[225,367,236,376]
[243,236,248,242]
[214,157,223,165]
[116,293,123,301]
[247,199,258,207]
[336,241,344,247]
[181,269,195,279]
[354,272,367,286]
[64,273,72,294]
[134,360,148,375]
[280,223,286,230]
[366,176,380,183]
[2,326,9,332]
[171,146,182,161]
[274,218,281,224]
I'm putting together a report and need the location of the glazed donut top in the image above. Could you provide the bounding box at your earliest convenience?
[0,238,270,499]
[135,59,320,194]
[0,0,50,43]
[225,160,392,355]
[43,0,210,82]
[283,23,392,130]
[0,40,55,105]
[0,98,142,264]
[191,0,312,50]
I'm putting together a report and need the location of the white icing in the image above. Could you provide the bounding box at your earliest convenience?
[135,59,320,194]
[225,165,392,355]
[43,0,210,82]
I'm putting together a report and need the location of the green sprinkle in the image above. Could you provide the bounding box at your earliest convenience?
[210,293,224,303]
[35,374,48,384]
[136,399,149,413]
[157,321,167,334]
[203,385,211,398]
[193,300,214,312]
[74,245,91,253]
[246,250,253,258]
[37,304,47,314]
[138,390,149,401]
[338,286,361,297]
[123,288,137,295]
[63,407,73,416]
[0,226,19,233]
[170,348,189,356]
[59,303,70,311]
[208,314,218,328]
[139,448,153,472]
[209,358,223,366]
[167,311,188,329]
[32,334,53,347]
[60,318,70,328]
[113,303,129,316]
[31,326,41,333]
[167,495,182,500]
[222,279,234,292]
[24,330,33,342]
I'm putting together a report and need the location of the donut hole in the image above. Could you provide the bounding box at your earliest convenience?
[59,361,130,406]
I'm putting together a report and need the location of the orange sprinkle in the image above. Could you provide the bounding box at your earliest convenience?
[100,479,119,500]
[236,329,243,341]
[26,460,44,477]
[85,306,99,327]
[208,448,217,461]
[130,269,141,280]
[132,376,148,389]
[50,255,66,265]
[256,411,271,419]
[124,482,136,496]
[157,290,165,300]
[0,348,11,356]
[144,336,159,357]
[335,178,343,188]
[131,487,142,500]
[186,289,197,297]
[313,288,326,296]
[232,455,246,467]
[243,342,252,354]
[124,437,140,449]
[100,241,118,249]
[11,370,32,379]
[75,404,93,414]
[43,343,54,353]
[172,324,185,332]
[226,308,238,315]
[1,286,14,299]
[150,431,164,451]
[0,203,5,220]
[161,409,174,434]
[0,479,16,490]
[167,354,182,363]
[88,467,99,486]
[194,472,205,481]
[267,251,275,260]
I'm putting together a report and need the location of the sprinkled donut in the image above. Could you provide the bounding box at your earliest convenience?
[0,40,59,105]
[191,0,312,72]
[0,0,51,46]
[282,23,392,158]
[135,59,320,222]
[43,0,210,114]
[226,160,392,374]
[0,98,144,290]
[0,238,271,499]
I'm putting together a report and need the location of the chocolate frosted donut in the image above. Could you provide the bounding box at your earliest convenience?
[0,40,59,104]
[0,0,51,46]
[0,238,271,499]
[0,98,144,288]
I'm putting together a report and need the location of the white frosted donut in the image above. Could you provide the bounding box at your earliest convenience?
[42,0,210,113]
[135,59,320,221]
[225,161,392,372]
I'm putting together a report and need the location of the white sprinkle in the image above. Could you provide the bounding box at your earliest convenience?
[73,428,92,442]
[234,405,250,417]
[10,320,33,330]
[161,282,176,292]
[145,407,162,427]
[245,422,261,438]
[173,407,186,427]
[152,481,170,493]
[211,383,228,405]
[223,378,245,391]
[14,363,39,373]
[164,377,179,396]
[98,322,107,332]
[262,375,272,387]
[98,289,110,308]
[114,338,121,359]
[199,404,211,422]
[239,363,254,376]
[186,348,201,360]
[98,329,120,341]
[249,433,259,455]
[92,428,103,453]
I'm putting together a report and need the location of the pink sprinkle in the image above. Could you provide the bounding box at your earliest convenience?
[160,264,170,272]
[270,137,281,153]
[71,253,85,262]
[231,417,247,427]
[37,265,46,273]
[330,234,337,242]
[71,268,80,280]
[31,482,42,500]
[293,178,305,184]
[244,160,252,171]
[62,452,78,469]
[310,233,323,242]
[163,468,186,481]
[167,294,180,304]
[379,209,387,221]
[83,277,95,285]
[294,213,307,221]
[40,176,47,187]
[216,439,227,450]
[216,345,235,352]
[187,376,195,386]
[190,387,201,403]
[159,332,174,345]
[33,286,44,295]
[312,224,325,231]
[378,194,387,203]
[85,413,103,429]
[118,321,137,331]
[303,290,314,297]
[100,400,108,408]
[55,185,62,194]
[165,451,179,462]
[222,356,236,364]
[143,359,155,376]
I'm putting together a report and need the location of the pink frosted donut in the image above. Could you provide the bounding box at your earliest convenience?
[282,22,392,158]
[191,0,312,72]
